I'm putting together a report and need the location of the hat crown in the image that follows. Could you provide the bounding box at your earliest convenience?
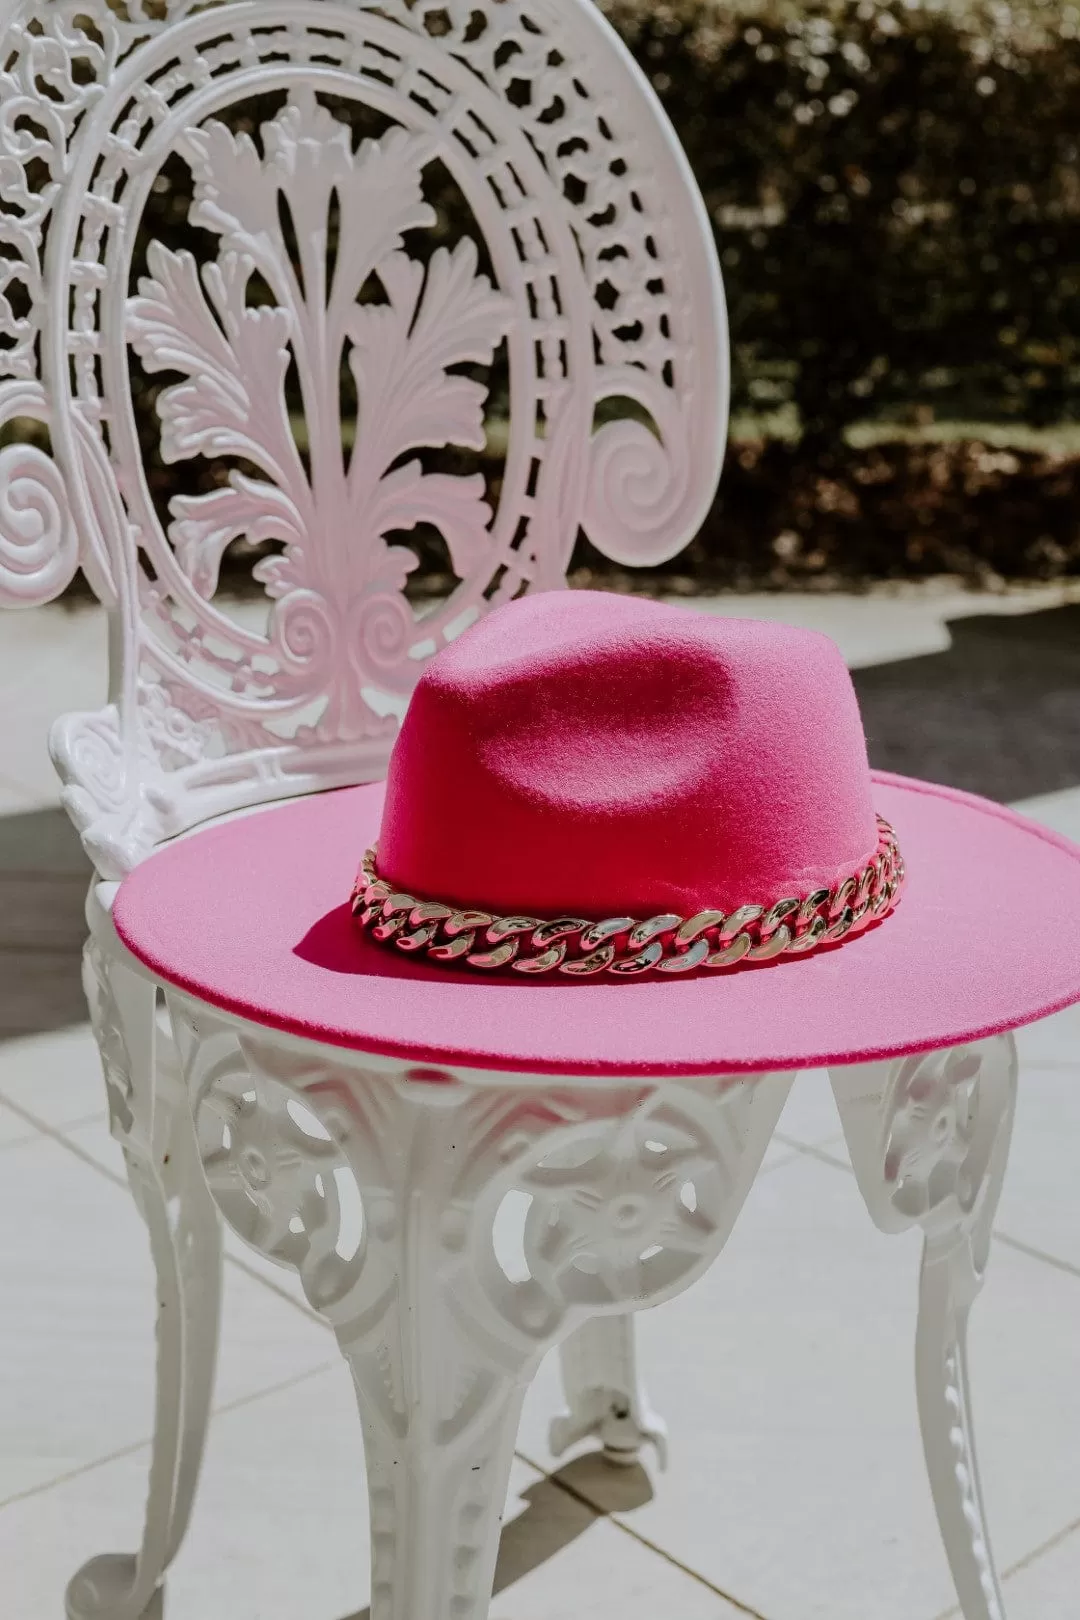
[378,591,878,917]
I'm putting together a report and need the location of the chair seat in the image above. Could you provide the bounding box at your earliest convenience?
[112,774,1080,1078]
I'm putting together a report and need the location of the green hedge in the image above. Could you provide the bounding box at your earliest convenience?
[132,0,1080,448]
[569,437,1080,592]
[124,0,1080,588]
[600,0,1080,447]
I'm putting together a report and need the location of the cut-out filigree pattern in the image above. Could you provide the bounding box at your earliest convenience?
[178,1009,777,1351]
[830,1037,1017,1620]
[0,0,726,876]
[879,1043,1013,1237]
[129,96,512,741]
[170,996,788,1620]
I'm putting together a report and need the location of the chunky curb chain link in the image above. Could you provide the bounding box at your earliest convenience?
[350,817,905,977]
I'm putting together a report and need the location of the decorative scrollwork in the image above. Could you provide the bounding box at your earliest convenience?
[81,938,137,1143]
[475,1088,744,1339]
[173,998,789,1352]
[0,439,78,605]
[831,1036,1017,1247]
[0,0,726,869]
[50,707,171,878]
[169,996,788,1620]
[0,382,78,607]
[126,96,513,742]
[880,1041,1015,1243]
[584,416,693,570]
[831,1038,1017,1620]
[0,6,122,383]
[886,1046,982,1223]
[192,1051,373,1316]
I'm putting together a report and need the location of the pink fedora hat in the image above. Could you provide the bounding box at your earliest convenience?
[114,590,1080,1076]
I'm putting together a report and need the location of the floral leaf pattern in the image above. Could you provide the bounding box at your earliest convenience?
[126,93,513,736]
[168,475,305,600]
[129,244,303,494]
[370,464,496,584]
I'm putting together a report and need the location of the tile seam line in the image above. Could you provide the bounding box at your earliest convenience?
[776,1134,1080,1282]
[0,1108,104,1151]
[931,1504,1080,1620]
[11,1084,1080,1300]
[0,1357,338,1512]
[0,1326,766,1620]
[515,1446,773,1620]
[0,1088,329,1326]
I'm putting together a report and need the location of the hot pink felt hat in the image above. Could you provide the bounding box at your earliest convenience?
[114,590,1080,1077]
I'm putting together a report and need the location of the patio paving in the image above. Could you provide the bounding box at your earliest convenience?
[1,583,1078,1618]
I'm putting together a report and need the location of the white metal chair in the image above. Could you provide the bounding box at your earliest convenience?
[0,4,1016,1619]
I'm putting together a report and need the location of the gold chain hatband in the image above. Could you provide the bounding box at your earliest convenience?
[350,816,904,977]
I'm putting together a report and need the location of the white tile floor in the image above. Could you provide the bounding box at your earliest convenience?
[2,591,1079,1618]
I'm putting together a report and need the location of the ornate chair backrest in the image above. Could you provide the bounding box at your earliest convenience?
[0,0,727,880]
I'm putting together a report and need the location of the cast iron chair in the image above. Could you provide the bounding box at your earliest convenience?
[0,4,1014,1618]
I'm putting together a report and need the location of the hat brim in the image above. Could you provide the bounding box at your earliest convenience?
[113,772,1080,1077]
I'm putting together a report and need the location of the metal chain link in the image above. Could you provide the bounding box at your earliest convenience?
[350,817,904,977]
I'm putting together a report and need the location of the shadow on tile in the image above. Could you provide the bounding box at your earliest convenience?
[0,805,91,1038]
[854,603,1080,802]
[335,1455,654,1620]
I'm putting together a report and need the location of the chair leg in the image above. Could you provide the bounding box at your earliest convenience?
[830,1035,1017,1620]
[550,1316,668,1468]
[341,1227,531,1620]
[916,1239,1006,1620]
[171,996,794,1619]
[66,944,222,1620]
